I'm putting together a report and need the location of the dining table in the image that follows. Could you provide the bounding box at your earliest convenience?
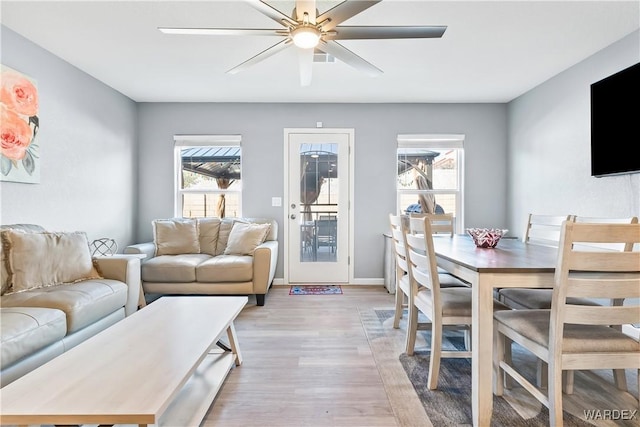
[432,234,558,427]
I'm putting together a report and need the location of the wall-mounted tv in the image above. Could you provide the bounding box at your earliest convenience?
[590,62,640,177]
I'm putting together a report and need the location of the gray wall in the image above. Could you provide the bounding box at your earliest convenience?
[507,30,640,234]
[0,26,138,248]
[136,103,507,280]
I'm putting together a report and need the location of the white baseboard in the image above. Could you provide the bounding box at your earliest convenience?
[349,278,385,285]
[271,278,385,286]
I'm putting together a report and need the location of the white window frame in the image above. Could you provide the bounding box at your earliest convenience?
[174,134,242,218]
[396,134,465,232]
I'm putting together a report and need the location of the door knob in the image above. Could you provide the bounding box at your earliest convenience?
[290,214,296,220]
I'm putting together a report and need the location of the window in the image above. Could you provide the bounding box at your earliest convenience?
[174,135,242,218]
[397,134,465,230]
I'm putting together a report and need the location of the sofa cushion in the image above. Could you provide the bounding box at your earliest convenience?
[153,218,200,256]
[0,307,67,367]
[142,254,211,283]
[1,279,128,333]
[196,255,253,282]
[198,218,221,256]
[0,224,46,295]
[224,222,271,255]
[1,230,102,294]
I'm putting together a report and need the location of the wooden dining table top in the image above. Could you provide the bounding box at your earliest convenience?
[432,234,558,273]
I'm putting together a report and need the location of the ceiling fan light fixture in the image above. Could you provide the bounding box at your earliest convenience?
[291,26,321,49]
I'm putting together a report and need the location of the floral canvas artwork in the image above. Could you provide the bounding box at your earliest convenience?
[0,65,40,183]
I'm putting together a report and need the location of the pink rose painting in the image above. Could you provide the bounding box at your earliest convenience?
[0,65,40,183]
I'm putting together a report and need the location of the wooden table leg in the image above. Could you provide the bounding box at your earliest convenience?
[472,273,495,426]
[226,322,242,366]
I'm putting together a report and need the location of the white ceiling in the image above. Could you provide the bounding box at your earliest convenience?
[1,1,638,103]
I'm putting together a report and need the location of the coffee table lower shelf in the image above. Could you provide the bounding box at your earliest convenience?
[155,349,235,427]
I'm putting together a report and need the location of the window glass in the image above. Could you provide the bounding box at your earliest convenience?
[397,135,464,229]
[175,142,241,218]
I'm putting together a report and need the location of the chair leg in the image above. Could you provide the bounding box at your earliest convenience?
[405,302,419,355]
[494,326,505,396]
[613,369,628,392]
[540,361,580,395]
[537,360,548,389]
[548,360,564,427]
[463,327,471,351]
[563,371,574,394]
[393,287,404,329]
[427,320,443,390]
[503,337,513,389]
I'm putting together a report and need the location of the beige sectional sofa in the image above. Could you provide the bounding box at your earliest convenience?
[0,224,141,387]
[124,217,278,306]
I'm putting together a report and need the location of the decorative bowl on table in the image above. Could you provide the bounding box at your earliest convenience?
[466,228,508,248]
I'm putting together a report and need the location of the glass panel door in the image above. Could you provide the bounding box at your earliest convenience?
[287,131,350,283]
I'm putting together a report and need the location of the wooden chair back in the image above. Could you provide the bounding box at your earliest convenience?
[572,215,638,252]
[389,214,410,281]
[552,221,640,330]
[523,214,573,247]
[409,212,455,236]
[405,218,442,314]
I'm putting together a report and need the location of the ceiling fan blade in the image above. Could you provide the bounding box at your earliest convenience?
[298,48,313,86]
[317,0,381,31]
[295,0,317,23]
[326,25,447,40]
[245,0,297,27]
[227,39,291,75]
[159,27,283,37]
[317,40,382,77]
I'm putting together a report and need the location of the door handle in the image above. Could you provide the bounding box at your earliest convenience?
[290,214,296,220]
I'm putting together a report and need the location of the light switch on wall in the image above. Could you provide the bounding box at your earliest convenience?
[272,197,282,207]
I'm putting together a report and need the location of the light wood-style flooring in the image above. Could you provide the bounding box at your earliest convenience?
[203,285,639,427]
[203,285,427,427]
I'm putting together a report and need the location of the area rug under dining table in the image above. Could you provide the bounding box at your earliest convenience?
[363,309,638,427]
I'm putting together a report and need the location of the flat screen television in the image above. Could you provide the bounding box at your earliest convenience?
[590,62,640,177]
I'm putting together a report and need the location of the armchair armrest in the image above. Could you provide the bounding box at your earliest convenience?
[93,255,142,316]
[124,242,155,260]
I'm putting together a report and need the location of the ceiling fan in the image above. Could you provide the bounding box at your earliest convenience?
[158,0,447,86]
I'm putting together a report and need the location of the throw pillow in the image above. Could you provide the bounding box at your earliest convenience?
[153,218,200,256]
[1,224,47,295]
[224,222,271,256]
[2,230,102,294]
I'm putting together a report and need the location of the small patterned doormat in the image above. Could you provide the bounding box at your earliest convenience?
[289,285,343,295]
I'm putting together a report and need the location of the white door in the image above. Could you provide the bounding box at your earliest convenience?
[285,129,351,283]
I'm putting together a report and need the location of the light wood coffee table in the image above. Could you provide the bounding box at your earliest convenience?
[0,296,246,427]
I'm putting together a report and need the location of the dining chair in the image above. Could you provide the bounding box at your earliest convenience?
[499,215,639,392]
[404,216,510,389]
[493,220,640,427]
[389,214,469,329]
